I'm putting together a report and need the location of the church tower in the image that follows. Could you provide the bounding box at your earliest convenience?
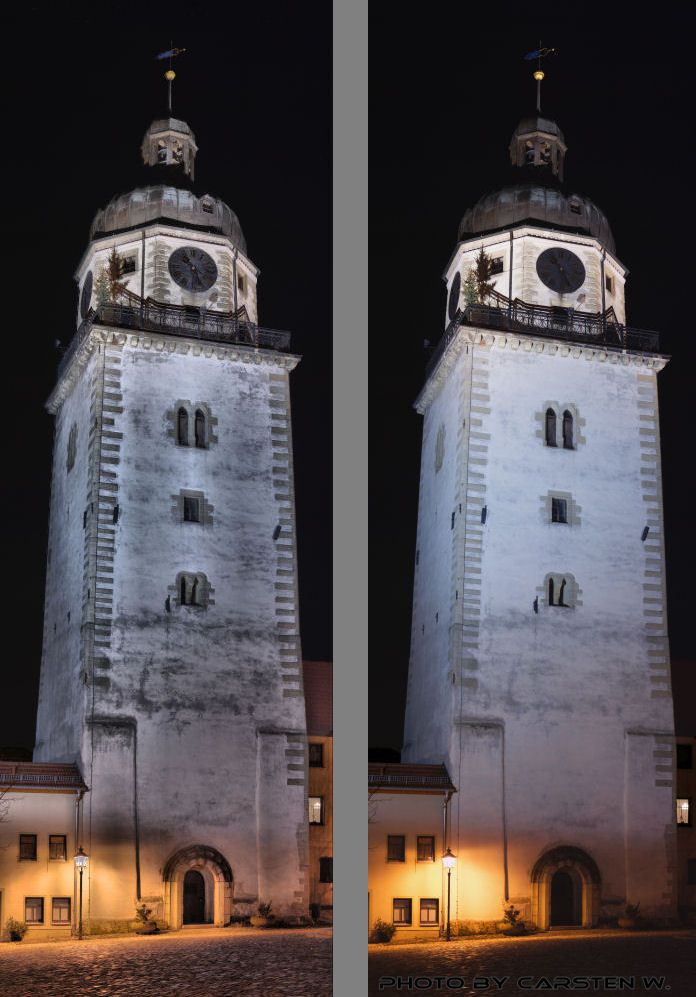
[33,77,308,928]
[402,96,677,927]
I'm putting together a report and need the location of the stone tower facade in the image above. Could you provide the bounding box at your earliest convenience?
[34,115,308,929]
[402,115,677,928]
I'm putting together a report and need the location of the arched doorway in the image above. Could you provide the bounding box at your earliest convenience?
[531,846,601,930]
[163,845,234,929]
[183,870,207,924]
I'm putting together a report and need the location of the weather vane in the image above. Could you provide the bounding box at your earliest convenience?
[156,44,187,115]
[524,43,555,113]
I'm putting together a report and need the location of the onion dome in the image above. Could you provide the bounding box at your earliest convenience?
[456,114,616,255]
[89,186,247,253]
[458,184,615,255]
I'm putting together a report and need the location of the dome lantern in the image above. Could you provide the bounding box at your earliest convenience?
[509,116,567,181]
[141,117,198,181]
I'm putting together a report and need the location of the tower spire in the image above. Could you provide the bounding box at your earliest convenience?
[156,44,187,115]
[524,43,555,113]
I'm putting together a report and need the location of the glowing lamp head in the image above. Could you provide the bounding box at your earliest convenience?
[442,847,456,869]
[165,70,176,81]
[74,846,88,870]
[533,70,545,81]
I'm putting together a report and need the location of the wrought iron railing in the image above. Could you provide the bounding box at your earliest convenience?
[58,298,292,380]
[426,294,661,380]
[368,773,453,789]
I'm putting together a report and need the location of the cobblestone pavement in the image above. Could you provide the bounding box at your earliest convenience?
[369,929,696,997]
[0,925,332,997]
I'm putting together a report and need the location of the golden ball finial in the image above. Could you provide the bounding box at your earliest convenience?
[165,69,176,81]
[533,70,544,81]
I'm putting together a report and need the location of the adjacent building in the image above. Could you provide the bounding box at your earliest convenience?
[304,660,333,919]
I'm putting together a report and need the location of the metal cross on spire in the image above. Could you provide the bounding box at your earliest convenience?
[156,44,187,115]
[524,43,556,112]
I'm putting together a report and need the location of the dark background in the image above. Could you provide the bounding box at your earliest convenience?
[369,9,696,750]
[1,1,331,752]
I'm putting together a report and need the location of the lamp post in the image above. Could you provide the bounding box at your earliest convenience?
[74,847,88,939]
[442,847,456,941]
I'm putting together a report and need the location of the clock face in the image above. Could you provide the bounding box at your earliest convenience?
[168,247,218,292]
[448,271,461,320]
[80,270,93,318]
[536,247,585,294]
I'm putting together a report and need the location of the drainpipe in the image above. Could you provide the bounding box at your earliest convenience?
[140,231,146,328]
[508,231,513,323]
[232,249,239,338]
[600,248,607,338]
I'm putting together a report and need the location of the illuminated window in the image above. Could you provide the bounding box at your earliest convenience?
[25,897,44,924]
[677,798,692,826]
[677,744,692,769]
[387,835,405,862]
[49,835,67,861]
[309,743,323,767]
[392,898,412,924]
[308,796,324,825]
[417,836,435,862]
[52,897,71,924]
[319,856,333,883]
[19,834,37,861]
[420,898,439,924]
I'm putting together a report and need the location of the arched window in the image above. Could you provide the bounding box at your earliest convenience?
[191,577,199,605]
[175,571,211,609]
[178,407,189,446]
[545,408,557,447]
[548,577,555,605]
[180,575,187,605]
[562,410,574,450]
[195,409,206,449]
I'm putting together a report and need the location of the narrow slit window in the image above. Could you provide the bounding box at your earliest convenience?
[177,407,189,446]
[548,577,555,606]
[195,409,206,449]
[183,497,200,523]
[545,408,557,447]
[562,410,574,449]
[180,575,187,605]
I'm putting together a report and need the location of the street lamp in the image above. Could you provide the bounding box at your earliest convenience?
[442,847,456,941]
[74,847,88,939]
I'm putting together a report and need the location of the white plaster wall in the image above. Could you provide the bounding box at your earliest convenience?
[404,330,674,922]
[35,353,97,763]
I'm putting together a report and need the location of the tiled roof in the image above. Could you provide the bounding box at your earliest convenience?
[368,762,455,792]
[0,762,87,790]
[303,660,332,736]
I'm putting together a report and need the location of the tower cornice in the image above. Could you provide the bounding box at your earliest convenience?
[415,325,669,414]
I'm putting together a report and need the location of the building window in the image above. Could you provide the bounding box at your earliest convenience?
[677,798,692,826]
[417,836,435,862]
[605,274,614,294]
[687,858,696,885]
[489,257,504,275]
[542,572,580,610]
[201,201,214,214]
[19,834,37,861]
[420,898,439,924]
[387,835,405,862]
[67,423,78,472]
[308,796,324,825]
[677,744,693,769]
[52,897,71,924]
[393,898,412,925]
[174,571,212,609]
[177,407,189,446]
[309,743,324,767]
[195,409,207,449]
[25,897,44,924]
[545,408,557,447]
[237,272,247,294]
[319,856,333,883]
[551,497,568,524]
[569,201,581,215]
[183,496,200,523]
[120,255,136,275]
[562,410,574,450]
[49,835,67,861]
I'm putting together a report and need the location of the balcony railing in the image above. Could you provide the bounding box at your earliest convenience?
[58,297,292,380]
[426,292,661,380]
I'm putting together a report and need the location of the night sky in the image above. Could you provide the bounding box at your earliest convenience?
[1,2,331,751]
[369,10,696,749]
